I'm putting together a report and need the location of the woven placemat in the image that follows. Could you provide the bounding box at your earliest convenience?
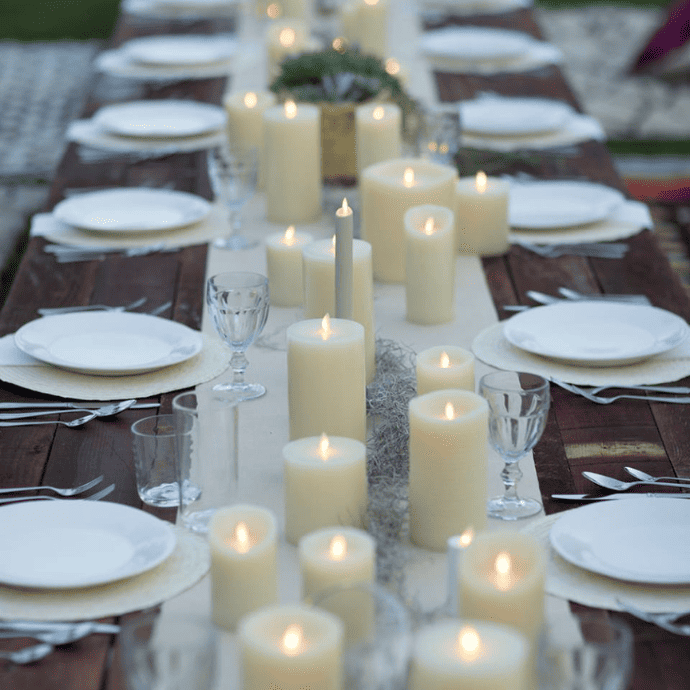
[0,526,209,621]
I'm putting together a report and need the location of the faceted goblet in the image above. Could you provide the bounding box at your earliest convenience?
[479,370,550,520]
[206,144,258,250]
[206,271,269,400]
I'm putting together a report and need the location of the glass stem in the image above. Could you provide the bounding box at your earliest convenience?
[230,351,248,384]
[501,459,523,502]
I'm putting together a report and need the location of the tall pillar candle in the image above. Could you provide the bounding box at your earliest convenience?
[287,315,366,441]
[408,390,488,551]
[265,20,308,81]
[302,238,376,382]
[355,103,402,174]
[335,198,354,320]
[409,620,529,690]
[455,171,510,256]
[239,603,344,690]
[360,158,457,282]
[266,225,313,306]
[357,0,389,58]
[284,434,367,544]
[404,204,455,325]
[208,504,278,630]
[264,100,322,224]
[416,345,475,395]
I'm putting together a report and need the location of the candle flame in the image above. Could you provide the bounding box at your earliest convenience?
[284,100,297,119]
[266,2,281,17]
[319,313,332,340]
[493,551,513,591]
[318,433,333,461]
[281,225,296,246]
[279,27,296,48]
[459,527,474,547]
[385,58,400,76]
[373,106,385,121]
[281,624,303,656]
[338,197,351,215]
[243,92,258,109]
[439,351,450,368]
[457,626,481,661]
[231,521,251,554]
[423,217,435,236]
[475,171,487,194]
[364,0,378,5]
[328,534,348,561]
[444,402,455,420]
[496,552,511,574]
[403,167,415,188]
[332,37,346,52]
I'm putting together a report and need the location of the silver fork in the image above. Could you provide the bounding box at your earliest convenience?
[616,599,690,636]
[0,475,103,496]
[515,241,628,259]
[0,483,114,505]
[38,297,146,316]
[551,379,690,404]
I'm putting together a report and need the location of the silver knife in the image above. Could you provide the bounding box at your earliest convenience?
[0,402,159,410]
[552,493,690,501]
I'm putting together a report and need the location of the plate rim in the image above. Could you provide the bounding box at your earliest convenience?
[0,500,177,589]
[124,34,236,66]
[549,497,690,584]
[420,26,535,60]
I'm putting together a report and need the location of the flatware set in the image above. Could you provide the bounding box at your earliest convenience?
[0,483,114,504]
[551,379,690,404]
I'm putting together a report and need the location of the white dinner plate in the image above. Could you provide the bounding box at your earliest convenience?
[53,188,211,233]
[93,100,226,138]
[0,500,176,588]
[124,34,237,66]
[460,97,574,136]
[503,302,689,366]
[550,497,690,584]
[15,312,204,375]
[420,26,535,62]
[509,181,626,229]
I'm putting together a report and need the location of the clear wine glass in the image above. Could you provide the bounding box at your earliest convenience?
[206,271,269,400]
[479,370,550,520]
[207,144,258,251]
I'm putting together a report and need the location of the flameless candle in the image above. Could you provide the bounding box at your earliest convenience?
[287,315,366,441]
[335,198,354,320]
[360,158,457,282]
[302,238,376,383]
[284,435,367,544]
[416,345,475,395]
[350,0,388,58]
[409,620,529,690]
[266,20,308,81]
[404,204,455,325]
[459,532,546,644]
[239,604,344,690]
[264,100,322,224]
[266,226,313,307]
[455,172,510,256]
[355,103,402,174]
[208,504,278,630]
[447,529,475,614]
[408,390,488,551]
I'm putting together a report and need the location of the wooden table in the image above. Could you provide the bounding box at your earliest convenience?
[1,6,689,689]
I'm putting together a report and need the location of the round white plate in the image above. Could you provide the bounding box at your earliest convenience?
[550,498,690,584]
[124,34,237,66]
[461,97,574,136]
[509,181,626,229]
[0,501,176,588]
[93,100,226,138]
[420,26,535,62]
[503,302,689,366]
[53,188,211,233]
[15,312,204,376]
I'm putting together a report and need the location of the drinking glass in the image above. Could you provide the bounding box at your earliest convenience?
[479,370,550,520]
[417,103,462,165]
[207,144,258,250]
[206,271,269,400]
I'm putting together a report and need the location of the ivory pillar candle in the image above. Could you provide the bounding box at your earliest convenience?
[284,435,367,544]
[239,604,344,690]
[266,20,308,81]
[302,238,376,383]
[208,504,278,631]
[266,226,313,307]
[264,100,322,224]
[360,158,457,282]
[355,103,402,174]
[335,199,354,320]
[408,390,488,551]
[356,0,389,58]
[287,316,366,441]
[459,532,546,643]
[455,172,510,256]
[416,345,475,395]
[409,620,529,690]
[404,204,455,325]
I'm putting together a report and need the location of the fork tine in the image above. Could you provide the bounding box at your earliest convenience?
[83,484,115,501]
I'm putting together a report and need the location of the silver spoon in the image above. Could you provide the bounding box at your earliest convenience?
[0,412,98,428]
[624,467,690,483]
[0,642,54,664]
[0,621,119,645]
[0,399,137,421]
[582,471,690,492]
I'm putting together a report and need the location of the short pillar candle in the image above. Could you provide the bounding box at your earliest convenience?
[266,226,313,307]
[416,345,475,395]
[287,315,366,441]
[455,172,510,256]
[360,158,457,282]
[355,102,402,175]
[409,619,529,690]
[208,504,278,630]
[284,434,368,544]
[404,204,455,325]
[408,390,488,551]
[239,603,344,690]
